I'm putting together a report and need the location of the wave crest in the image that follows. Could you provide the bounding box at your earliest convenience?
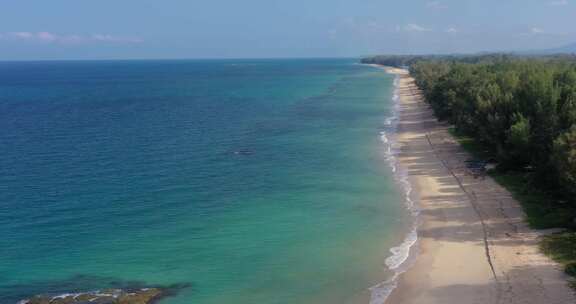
[369,72,420,304]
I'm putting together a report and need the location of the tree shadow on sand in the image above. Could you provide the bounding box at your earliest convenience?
[422,265,574,304]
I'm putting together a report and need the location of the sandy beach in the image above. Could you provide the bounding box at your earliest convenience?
[385,68,576,304]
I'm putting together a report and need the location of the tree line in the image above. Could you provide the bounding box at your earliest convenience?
[363,54,576,209]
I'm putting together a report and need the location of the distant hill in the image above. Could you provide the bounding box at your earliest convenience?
[546,42,576,54]
[523,42,576,55]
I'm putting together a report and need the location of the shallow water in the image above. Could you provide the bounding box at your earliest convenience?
[0,59,411,304]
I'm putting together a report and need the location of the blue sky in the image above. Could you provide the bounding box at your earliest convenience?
[1,0,575,60]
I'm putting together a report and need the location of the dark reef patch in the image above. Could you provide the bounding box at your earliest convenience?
[0,275,190,304]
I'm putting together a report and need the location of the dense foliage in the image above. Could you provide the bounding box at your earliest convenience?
[364,54,576,210]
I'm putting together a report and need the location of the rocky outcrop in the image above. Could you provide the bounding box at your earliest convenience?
[19,288,164,304]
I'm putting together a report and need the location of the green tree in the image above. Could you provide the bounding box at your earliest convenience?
[552,126,576,196]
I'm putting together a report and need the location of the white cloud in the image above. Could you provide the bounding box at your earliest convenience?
[37,32,57,42]
[398,24,432,32]
[0,32,143,44]
[445,27,459,33]
[91,34,142,43]
[519,27,546,36]
[12,32,34,39]
[548,0,568,5]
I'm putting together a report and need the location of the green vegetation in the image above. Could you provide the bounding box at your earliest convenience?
[363,54,576,282]
[491,172,575,229]
[448,127,491,159]
[450,127,574,229]
[542,233,576,287]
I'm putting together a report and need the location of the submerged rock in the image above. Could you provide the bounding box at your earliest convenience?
[19,288,164,304]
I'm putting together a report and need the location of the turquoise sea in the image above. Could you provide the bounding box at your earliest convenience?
[0,59,411,304]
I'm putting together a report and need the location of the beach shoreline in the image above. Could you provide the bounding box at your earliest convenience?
[379,67,576,304]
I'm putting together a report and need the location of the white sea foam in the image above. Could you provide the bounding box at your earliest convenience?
[51,293,81,300]
[25,290,124,303]
[385,228,418,270]
[368,71,420,304]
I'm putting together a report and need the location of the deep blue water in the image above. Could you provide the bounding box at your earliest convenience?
[0,59,407,304]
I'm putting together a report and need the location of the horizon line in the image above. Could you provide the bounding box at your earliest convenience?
[0,56,365,63]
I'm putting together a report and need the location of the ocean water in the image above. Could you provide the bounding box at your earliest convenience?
[0,59,411,304]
